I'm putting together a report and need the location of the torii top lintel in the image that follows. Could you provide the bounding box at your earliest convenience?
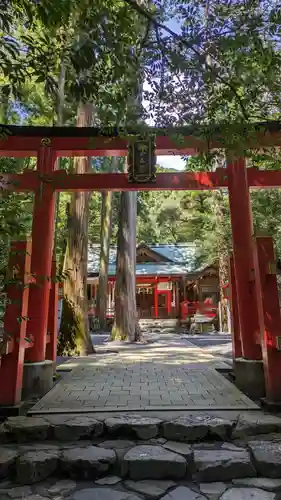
[1,122,281,157]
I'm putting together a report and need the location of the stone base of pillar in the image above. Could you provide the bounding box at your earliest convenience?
[0,404,25,417]
[22,360,54,400]
[234,358,265,400]
[260,398,281,412]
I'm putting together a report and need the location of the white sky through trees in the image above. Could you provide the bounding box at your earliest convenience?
[157,155,186,170]
[146,15,185,171]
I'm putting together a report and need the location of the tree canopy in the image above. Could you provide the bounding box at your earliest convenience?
[2,0,281,340]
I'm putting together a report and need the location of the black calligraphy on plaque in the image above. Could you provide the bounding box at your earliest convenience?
[128,135,156,183]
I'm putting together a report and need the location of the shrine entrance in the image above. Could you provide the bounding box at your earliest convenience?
[2,123,281,408]
[136,283,154,319]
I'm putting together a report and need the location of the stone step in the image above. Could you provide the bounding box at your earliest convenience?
[1,439,281,484]
[1,412,281,496]
[138,320,179,332]
[1,478,278,500]
[2,440,281,498]
[2,411,281,445]
[1,481,280,500]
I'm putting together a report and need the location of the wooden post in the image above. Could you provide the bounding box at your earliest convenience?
[0,240,32,405]
[45,260,58,364]
[229,255,242,358]
[227,156,262,360]
[167,289,172,315]
[107,282,111,312]
[154,278,158,318]
[254,237,281,401]
[25,145,57,362]
[218,302,223,333]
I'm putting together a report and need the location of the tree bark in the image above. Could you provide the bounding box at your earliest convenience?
[212,189,229,332]
[110,0,147,342]
[54,59,66,258]
[56,61,66,126]
[96,190,113,330]
[96,157,121,330]
[58,102,94,355]
[111,190,140,341]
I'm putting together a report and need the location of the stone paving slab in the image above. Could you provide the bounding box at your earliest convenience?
[29,335,258,414]
[29,364,258,414]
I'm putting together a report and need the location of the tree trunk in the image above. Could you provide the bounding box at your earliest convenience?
[54,59,66,257]
[111,190,140,341]
[204,0,229,331]
[96,157,120,330]
[110,0,147,342]
[212,190,229,332]
[96,191,113,330]
[56,61,66,126]
[58,102,94,356]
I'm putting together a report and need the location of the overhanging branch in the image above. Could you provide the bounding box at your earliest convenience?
[124,0,249,120]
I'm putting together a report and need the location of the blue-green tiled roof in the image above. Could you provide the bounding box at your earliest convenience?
[88,243,196,276]
[109,262,190,276]
[148,244,195,263]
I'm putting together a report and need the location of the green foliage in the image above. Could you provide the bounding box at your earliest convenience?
[1,0,149,126]
[133,0,281,155]
[0,158,33,269]
[251,189,281,258]
[3,0,281,347]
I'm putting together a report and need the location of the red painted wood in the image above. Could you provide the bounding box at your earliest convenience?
[228,255,242,359]
[6,335,35,354]
[179,301,217,320]
[1,129,281,157]
[167,290,172,315]
[254,237,281,401]
[104,276,181,283]
[0,171,38,192]
[0,170,227,192]
[247,167,281,188]
[45,261,59,363]
[25,147,56,362]
[0,240,32,405]
[4,169,281,193]
[0,134,211,157]
[227,157,262,360]
[52,171,228,191]
[154,279,158,318]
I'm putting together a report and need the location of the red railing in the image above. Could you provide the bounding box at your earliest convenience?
[89,302,217,321]
[89,306,178,320]
[180,301,217,320]
[0,240,58,406]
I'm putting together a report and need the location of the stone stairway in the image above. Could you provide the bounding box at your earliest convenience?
[138,319,179,331]
[1,412,281,499]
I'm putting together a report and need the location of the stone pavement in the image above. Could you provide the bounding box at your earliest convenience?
[30,334,257,414]
[2,412,281,499]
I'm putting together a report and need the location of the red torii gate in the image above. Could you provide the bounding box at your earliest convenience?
[1,123,281,408]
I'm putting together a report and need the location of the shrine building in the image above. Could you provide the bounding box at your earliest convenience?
[87,243,219,320]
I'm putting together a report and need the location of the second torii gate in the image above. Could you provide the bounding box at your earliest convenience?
[1,122,281,407]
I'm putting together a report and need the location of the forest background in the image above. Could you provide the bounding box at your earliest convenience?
[2,0,281,351]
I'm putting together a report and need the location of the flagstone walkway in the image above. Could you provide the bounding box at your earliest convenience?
[29,334,258,415]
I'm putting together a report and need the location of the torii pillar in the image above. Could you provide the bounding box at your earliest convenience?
[254,237,281,404]
[23,142,57,398]
[227,156,264,399]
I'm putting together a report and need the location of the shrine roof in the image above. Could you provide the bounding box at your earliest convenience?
[114,262,189,276]
[147,244,195,263]
[88,243,196,276]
